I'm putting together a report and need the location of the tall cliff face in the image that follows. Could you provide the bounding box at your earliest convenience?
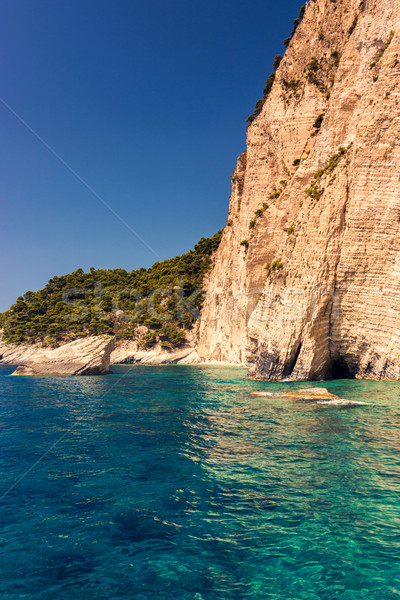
[198,0,400,380]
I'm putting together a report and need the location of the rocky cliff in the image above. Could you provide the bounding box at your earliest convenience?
[0,335,114,376]
[198,0,400,380]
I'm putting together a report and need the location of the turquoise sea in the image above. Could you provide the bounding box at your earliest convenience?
[0,364,399,599]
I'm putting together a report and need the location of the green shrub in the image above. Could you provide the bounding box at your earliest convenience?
[272,259,283,271]
[370,31,394,68]
[304,145,350,201]
[311,113,325,136]
[240,240,250,249]
[269,190,281,199]
[160,323,185,349]
[273,54,283,70]
[331,50,341,66]
[293,158,301,166]
[265,259,284,278]
[348,15,358,36]
[284,5,306,47]
[282,79,302,92]
[140,332,157,349]
[313,113,324,129]
[246,73,276,125]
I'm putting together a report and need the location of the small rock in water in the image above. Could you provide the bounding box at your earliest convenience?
[251,386,370,406]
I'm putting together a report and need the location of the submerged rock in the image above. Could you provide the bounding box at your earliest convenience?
[276,388,342,401]
[251,387,340,401]
[9,336,114,376]
[250,387,372,407]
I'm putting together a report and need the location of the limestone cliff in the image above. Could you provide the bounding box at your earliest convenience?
[0,335,114,376]
[198,0,400,380]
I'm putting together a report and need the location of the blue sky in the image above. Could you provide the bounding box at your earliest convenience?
[0,0,303,311]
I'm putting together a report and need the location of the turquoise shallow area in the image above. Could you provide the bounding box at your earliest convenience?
[0,364,400,599]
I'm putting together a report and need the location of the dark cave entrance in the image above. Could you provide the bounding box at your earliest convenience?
[327,357,353,380]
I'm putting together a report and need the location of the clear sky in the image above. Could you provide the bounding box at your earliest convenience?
[0,0,304,311]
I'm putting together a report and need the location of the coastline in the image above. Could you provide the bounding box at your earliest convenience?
[0,334,247,372]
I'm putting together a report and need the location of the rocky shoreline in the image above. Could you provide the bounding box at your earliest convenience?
[0,334,204,375]
[0,335,115,376]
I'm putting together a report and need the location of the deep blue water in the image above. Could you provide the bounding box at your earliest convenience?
[0,364,400,599]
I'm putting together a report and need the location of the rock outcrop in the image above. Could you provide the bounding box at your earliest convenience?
[250,387,343,401]
[250,387,370,406]
[198,0,400,380]
[111,340,200,365]
[0,336,114,376]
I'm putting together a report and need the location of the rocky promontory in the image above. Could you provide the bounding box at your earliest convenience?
[0,335,114,376]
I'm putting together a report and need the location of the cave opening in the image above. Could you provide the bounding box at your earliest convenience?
[328,357,353,379]
[283,342,302,378]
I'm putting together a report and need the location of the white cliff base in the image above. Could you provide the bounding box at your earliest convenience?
[111,340,200,366]
[0,336,114,376]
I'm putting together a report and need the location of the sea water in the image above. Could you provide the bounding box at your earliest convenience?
[0,364,399,600]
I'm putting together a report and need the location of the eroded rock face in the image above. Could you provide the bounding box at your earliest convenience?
[198,0,400,381]
[111,341,200,366]
[4,336,115,376]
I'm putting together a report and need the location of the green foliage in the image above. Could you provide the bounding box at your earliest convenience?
[240,240,250,249]
[246,5,306,124]
[293,158,301,166]
[284,5,306,48]
[265,259,284,278]
[249,203,269,229]
[231,173,244,193]
[2,230,224,347]
[272,260,283,271]
[0,310,10,328]
[286,222,295,235]
[307,59,326,92]
[348,15,358,36]
[304,146,350,201]
[370,31,394,68]
[331,50,341,66]
[305,183,325,201]
[246,73,276,125]
[282,79,302,92]
[308,57,319,72]
[140,332,157,349]
[269,190,282,199]
[254,204,268,218]
[311,113,325,136]
[273,54,283,70]
[159,323,186,349]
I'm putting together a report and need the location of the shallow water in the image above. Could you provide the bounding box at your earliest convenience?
[0,364,399,599]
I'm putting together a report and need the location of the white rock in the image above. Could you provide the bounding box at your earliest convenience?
[0,336,114,376]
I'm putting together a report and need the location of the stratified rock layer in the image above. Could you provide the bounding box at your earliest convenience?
[198,0,400,380]
[1,336,115,376]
